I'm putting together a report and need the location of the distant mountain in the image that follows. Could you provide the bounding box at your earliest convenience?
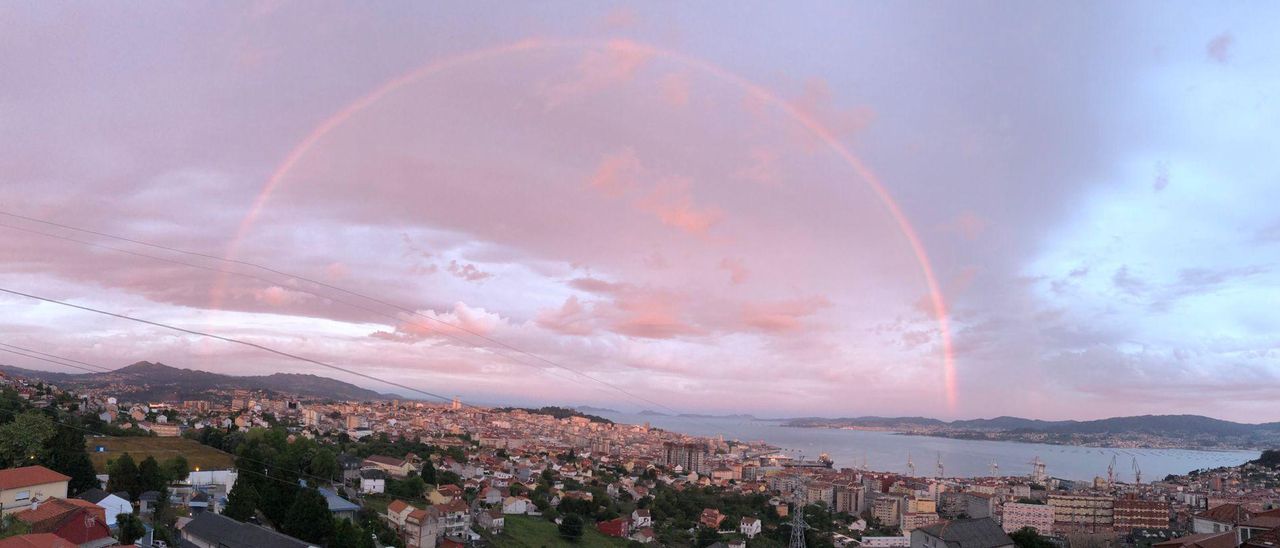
[575,406,620,414]
[785,414,1280,449]
[0,361,389,402]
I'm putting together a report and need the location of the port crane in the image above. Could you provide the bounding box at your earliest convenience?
[1133,457,1142,484]
[1107,455,1117,488]
[907,453,916,477]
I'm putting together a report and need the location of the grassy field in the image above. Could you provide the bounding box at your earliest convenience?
[85,435,235,473]
[487,515,632,548]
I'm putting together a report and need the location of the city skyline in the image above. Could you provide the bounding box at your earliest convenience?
[3,2,1279,421]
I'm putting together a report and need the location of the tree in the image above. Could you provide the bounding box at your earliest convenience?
[330,518,360,548]
[420,458,437,485]
[1010,527,1055,548]
[223,482,259,521]
[310,448,339,481]
[696,526,723,547]
[139,456,167,493]
[164,455,190,483]
[107,453,140,500]
[282,488,334,544]
[0,514,31,539]
[558,513,585,543]
[42,423,98,494]
[0,412,55,467]
[117,513,146,545]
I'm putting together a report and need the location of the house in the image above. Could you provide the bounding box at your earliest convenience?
[630,527,656,544]
[1151,531,1238,548]
[741,516,762,538]
[404,506,442,548]
[632,508,652,528]
[360,469,386,494]
[438,500,471,537]
[12,498,113,548]
[0,466,70,515]
[364,455,415,478]
[181,510,316,548]
[501,496,531,515]
[1192,503,1252,534]
[73,489,131,527]
[318,488,360,522]
[476,508,504,533]
[597,517,630,538]
[339,454,364,483]
[1237,515,1280,545]
[910,518,1015,548]
[138,490,161,514]
[479,486,503,505]
[0,534,76,548]
[385,499,415,529]
[700,508,725,529]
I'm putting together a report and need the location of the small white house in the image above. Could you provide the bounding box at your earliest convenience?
[77,488,132,527]
[740,516,762,539]
[360,469,386,495]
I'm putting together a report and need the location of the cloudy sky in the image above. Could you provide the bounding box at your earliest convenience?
[2,2,1277,421]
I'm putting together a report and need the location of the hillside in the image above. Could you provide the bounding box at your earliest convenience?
[0,361,390,401]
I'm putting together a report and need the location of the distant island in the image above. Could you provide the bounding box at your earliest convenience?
[785,414,1280,450]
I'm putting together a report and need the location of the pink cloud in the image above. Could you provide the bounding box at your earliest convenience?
[324,261,349,281]
[1206,32,1233,64]
[535,295,595,336]
[948,211,989,240]
[718,257,749,285]
[543,40,654,107]
[659,72,691,107]
[735,146,780,185]
[636,177,723,235]
[446,260,491,282]
[789,78,875,147]
[587,148,641,197]
[372,302,504,342]
[741,296,830,332]
[253,285,310,306]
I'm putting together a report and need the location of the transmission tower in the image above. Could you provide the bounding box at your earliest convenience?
[788,504,810,548]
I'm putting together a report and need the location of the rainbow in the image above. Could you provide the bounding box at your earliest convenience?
[215,38,958,411]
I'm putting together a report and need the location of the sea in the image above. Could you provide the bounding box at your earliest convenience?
[596,411,1261,482]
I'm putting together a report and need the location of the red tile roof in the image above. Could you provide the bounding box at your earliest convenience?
[1154,531,1238,548]
[0,466,71,491]
[1195,503,1251,525]
[0,534,76,548]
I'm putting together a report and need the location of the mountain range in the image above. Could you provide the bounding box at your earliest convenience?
[0,361,389,402]
[784,414,1280,449]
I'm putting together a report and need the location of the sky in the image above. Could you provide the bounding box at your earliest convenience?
[1,2,1278,421]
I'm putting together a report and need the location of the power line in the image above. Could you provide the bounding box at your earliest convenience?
[0,342,115,372]
[0,285,461,406]
[0,211,679,414]
[0,219,596,392]
[0,346,111,375]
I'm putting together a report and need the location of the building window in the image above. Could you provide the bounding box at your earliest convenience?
[15,490,30,501]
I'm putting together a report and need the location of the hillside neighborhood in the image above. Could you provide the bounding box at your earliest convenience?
[0,367,1277,548]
